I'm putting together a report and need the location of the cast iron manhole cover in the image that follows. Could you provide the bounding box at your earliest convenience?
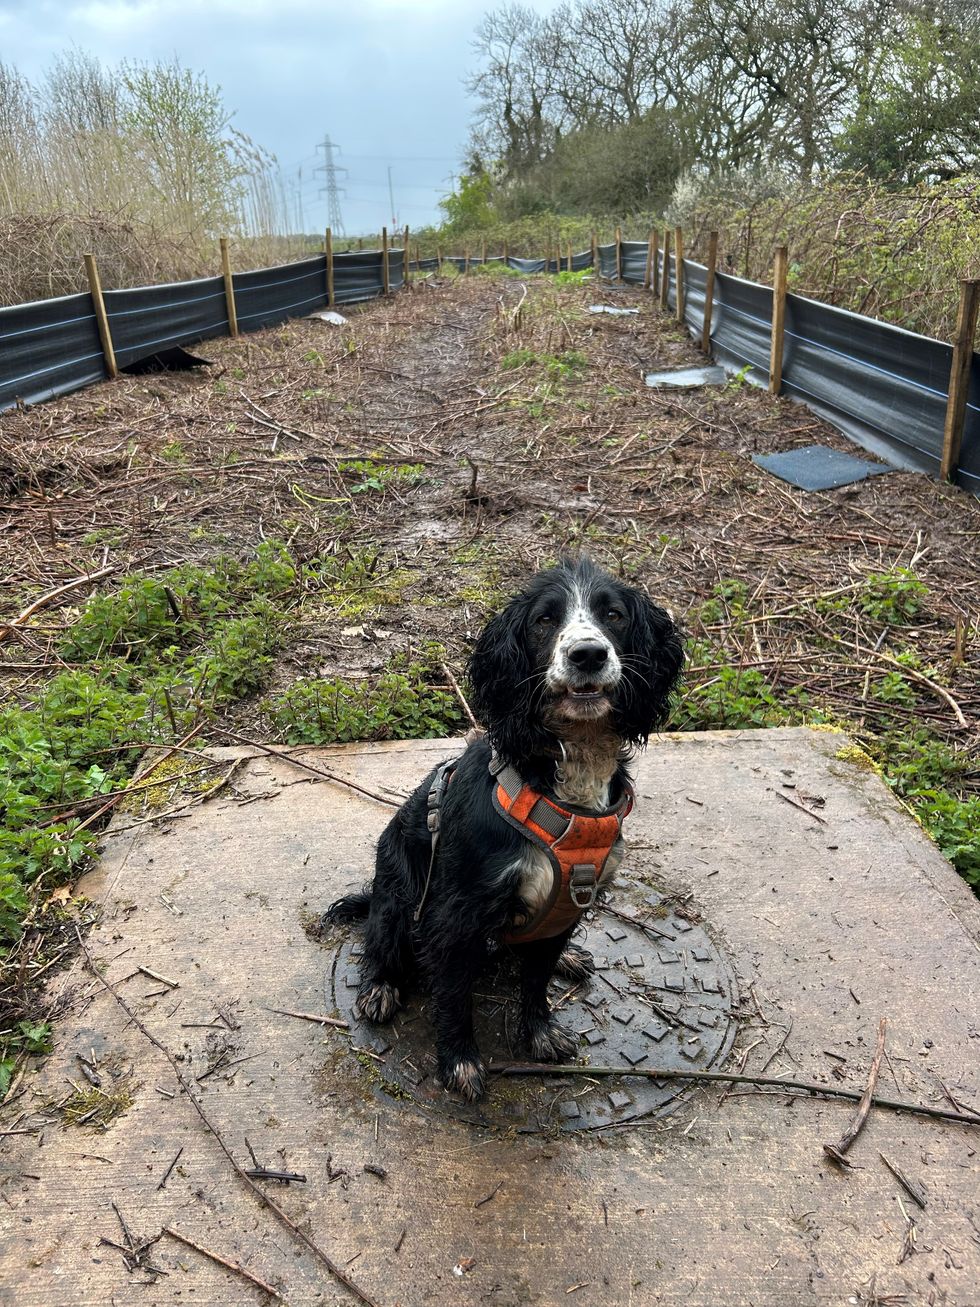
[326,878,737,1132]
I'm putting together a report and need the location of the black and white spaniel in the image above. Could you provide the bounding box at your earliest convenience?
[326,556,683,1100]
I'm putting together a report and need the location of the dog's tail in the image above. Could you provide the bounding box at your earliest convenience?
[323,889,372,925]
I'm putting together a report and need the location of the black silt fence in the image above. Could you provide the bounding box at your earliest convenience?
[631,251,978,493]
[1,238,977,493]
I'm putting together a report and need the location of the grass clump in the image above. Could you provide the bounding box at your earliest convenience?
[338,459,425,496]
[500,348,588,379]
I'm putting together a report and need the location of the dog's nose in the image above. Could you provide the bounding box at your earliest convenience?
[567,640,609,672]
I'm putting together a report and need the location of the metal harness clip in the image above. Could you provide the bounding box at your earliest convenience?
[569,863,599,908]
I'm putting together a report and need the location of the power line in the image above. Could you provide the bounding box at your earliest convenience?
[314,135,347,236]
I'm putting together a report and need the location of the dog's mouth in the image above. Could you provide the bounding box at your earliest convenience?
[550,681,615,717]
[566,683,606,702]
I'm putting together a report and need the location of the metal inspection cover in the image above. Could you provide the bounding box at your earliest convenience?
[327,880,738,1132]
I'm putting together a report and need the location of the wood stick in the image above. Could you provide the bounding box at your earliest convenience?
[403,225,410,286]
[492,1062,980,1129]
[770,245,789,396]
[76,929,380,1307]
[381,227,389,296]
[440,662,478,729]
[650,229,660,296]
[163,1226,283,1300]
[0,565,118,643]
[220,237,239,338]
[566,239,573,273]
[209,727,400,807]
[659,228,671,310]
[674,225,685,323]
[702,230,719,352]
[265,1006,349,1029]
[590,230,597,274]
[325,228,335,307]
[939,278,980,481]
[823,1017,887,1164]
[614,226,622,282]
[83,253,118,378]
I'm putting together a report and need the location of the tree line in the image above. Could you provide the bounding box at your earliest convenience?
[465,0,980,216]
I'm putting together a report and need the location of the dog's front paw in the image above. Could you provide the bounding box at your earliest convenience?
[526,1018,578,1063]
[440,1056,486,1101]
[355,981,400,1023]
[556,942,595,982]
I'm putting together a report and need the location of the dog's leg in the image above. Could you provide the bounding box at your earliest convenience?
[355,826,416,1024]
[556,940,595,982]
[516,932,579,1062]
[428,933,489,1101]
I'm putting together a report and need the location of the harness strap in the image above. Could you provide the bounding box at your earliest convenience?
[413,757,458,923]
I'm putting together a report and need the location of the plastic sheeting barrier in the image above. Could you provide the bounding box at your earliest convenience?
[1,240,977,492]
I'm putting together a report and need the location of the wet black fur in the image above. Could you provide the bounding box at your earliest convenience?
[325,557,683,1100]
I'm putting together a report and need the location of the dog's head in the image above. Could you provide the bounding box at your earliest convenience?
[468,557,684,763]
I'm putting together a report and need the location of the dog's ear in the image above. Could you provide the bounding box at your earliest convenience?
[467,601,545,763]
[615,589,685,744]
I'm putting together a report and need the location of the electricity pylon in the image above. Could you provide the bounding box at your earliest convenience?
[315,135,347,236]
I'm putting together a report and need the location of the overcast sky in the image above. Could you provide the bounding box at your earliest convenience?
[0,0,557,235]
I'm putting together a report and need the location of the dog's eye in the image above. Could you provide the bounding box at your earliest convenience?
[606,607,625,622]
[535,614,555,628]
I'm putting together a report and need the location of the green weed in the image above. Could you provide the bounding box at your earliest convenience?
[268,652,462,745]
[337,459,424,496]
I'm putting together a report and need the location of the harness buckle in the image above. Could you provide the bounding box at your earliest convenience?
[569,863,599,908]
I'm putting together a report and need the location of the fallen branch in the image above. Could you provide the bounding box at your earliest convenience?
[823,1017,887,1164]
[491,1061,980,1130]
[163,1226,282,1300]
[440,662,478,729]
[75,927,381,1307]
[0,564,119,643]
[211,728,400,808]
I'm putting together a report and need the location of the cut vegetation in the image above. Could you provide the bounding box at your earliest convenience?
[1,266,977,1097]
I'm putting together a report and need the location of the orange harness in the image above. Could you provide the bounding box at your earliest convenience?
[491,758,633,945]
[416,755,633,944]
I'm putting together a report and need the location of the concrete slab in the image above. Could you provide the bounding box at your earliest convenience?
[2,728,979,1307]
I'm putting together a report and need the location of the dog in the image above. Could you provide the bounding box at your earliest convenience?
[325,556,683,1100]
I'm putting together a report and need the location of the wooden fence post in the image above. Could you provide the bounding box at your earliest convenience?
[659,228,671,310]
[674,226,685,323]
[615,226,623,281]
[382,227,390,295]
[219,236,239,337]
[566,240,573,273]
[940,278,980,482]
[769,245,789,396]
[591,230,598,274]
[644,229,655,291]
[403,225,410,285]
[83,253,117,379]
[503,239,510,265]
[464,248,470,274]
[325,228,335,308]
[651,229,660,296]
[701,230,719,352]
[482,238,487,266]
